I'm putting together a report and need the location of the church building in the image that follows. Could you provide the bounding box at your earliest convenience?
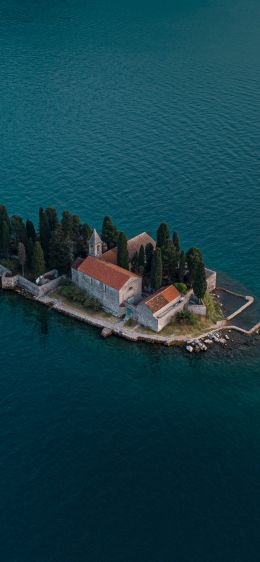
[71,229,143,316]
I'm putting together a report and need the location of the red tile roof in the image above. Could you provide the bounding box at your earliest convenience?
[101,232,156,265]
[140,285,180,314]
[75,256,140,290]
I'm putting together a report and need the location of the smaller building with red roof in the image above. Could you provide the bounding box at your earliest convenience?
[129,284,184,332]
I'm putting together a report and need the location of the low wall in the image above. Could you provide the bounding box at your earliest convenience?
[1,274,18,289]
[1,273,64,296]
[187,303,207,316]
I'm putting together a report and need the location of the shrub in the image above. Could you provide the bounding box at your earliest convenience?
[174,282,188,295]
[176,310,196,326]
[58,282,101,311]
[0,258,19,274]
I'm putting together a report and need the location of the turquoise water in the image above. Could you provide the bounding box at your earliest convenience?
[0,1,260,560]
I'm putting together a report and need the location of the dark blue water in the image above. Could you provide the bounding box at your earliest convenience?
[0,1,260,560]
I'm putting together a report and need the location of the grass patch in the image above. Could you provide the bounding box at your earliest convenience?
[124,318,137,328]
[204,292,223,322]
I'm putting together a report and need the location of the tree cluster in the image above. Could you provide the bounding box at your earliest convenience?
[0,204,93,277]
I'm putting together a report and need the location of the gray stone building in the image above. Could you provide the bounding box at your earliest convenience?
[72,256,142,316]
[127,285,183,332]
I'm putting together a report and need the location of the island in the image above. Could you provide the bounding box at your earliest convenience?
[0,205,258,352]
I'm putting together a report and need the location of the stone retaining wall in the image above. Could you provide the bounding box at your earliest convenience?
[187,303,207,316]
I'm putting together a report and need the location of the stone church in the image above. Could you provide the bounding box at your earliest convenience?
[71,229,144,316]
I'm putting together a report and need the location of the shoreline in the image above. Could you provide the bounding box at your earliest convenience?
[2,285,258,349]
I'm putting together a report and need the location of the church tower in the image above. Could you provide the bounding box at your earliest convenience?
[88,229,102,258]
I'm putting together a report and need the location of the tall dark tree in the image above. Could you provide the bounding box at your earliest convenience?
[145,242,154,273]
[39,208,51,262]
[131,251,138,273]
[193,261,207,302]
[161,240,178,283]
[186,247,203,286]
[0,218,10,257]
[18,242,26,276]
[172,231,180,253]
[61,210,74,238]
[138,245,145,275]
[178,250,186,282]
[48,225,73,272]
[46,208,58,232]
[32,241,46,277]
[156,223,170,249]
[26,219,36,243]
[10,216,27,252]
[26,238,34,270]
[117,232,129,270]
[151,248,162,291]
[101,216,118,250]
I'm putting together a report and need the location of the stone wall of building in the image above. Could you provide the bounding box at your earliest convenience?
[119,277,143,305]
[72,268,120,315]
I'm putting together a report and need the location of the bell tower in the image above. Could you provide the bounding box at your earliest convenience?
[88,229,102,258]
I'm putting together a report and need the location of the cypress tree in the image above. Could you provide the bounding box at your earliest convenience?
[101,216,118,249]
[156,223,170,248]
[117,232,129,270]
[18,242,26,276]
[151,248,162,291]
[131,251,138,273]
[172,231,180,253]
[46,208,58,232]
[178,250,186,282]
[193,261,207,302]
[138,245,145,275]
[26,238,34,270]
[186,247,203,286]
[145,242,154,273]
[32,241,46,277]
[0,220,10,257]
[26,219,36,242]
[48,225,73,272]
[39,208,51,261]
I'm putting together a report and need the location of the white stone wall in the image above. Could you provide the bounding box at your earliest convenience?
[119,277,142,304]
[187,303,207,316]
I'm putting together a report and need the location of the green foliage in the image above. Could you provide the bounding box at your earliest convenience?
[186,247,203,286]
[10,215,27,252]
[193,260,207,301]
[156,223,170,248]
[26,238,34,269]
[101,216,118,250]
[161,239,178,283]
[151,247,162,291]
[145,242,154,272]
[32,241,46,277]
[59,282,101,311]
[39,208,51,261]
[174,282,188,295]
[203,292,223,323]
[18,242,26,276]
[178,250,186,282]
[131,251,138,273]
[26,220,36,242]
[0,219,10,257]
[48,225,73,272]
[138,245,145,274]
[176,310,197,326]
[172,231,180,253]
[0,258,19,274]
[117,231,129,270]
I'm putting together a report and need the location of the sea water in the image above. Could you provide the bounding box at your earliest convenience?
[0,1,259,560]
